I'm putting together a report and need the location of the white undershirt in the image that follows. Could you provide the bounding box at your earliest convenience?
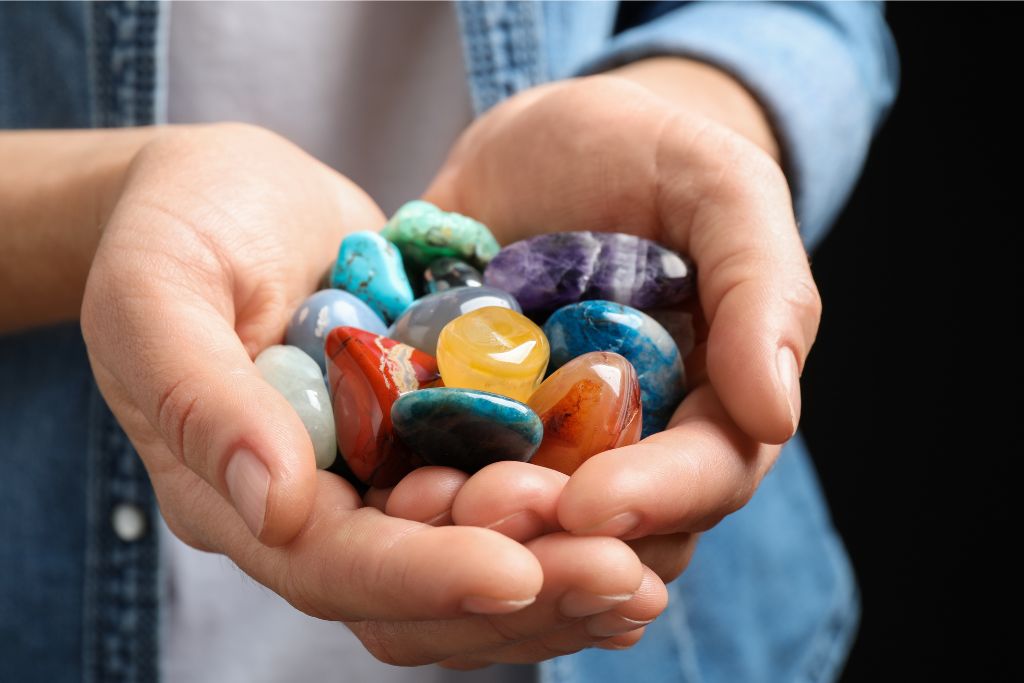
[161,3,532,681]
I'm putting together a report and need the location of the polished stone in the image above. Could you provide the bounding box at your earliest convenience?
[329,231,414,323]
[484,231,695,316]
[286,289,388,372]
[543,301,685,437]
[437,307,549,402]
[391,388,542,473]
[254,345,337,469]
[423,257,484,294]
[388,285,521,356]
[527,352,642,474]
[380,200,501,269]
[325,327,441,486]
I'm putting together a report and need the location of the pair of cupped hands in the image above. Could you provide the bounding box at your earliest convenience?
[82,67,821,668]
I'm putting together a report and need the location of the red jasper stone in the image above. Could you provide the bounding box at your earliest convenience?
[325,326,442,487]
[526,352,641,475]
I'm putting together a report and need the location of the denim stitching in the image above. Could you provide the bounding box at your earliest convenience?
[455,1,547,114]
[83,380,160,683]
[797,531,862,683]
[89,0,158,127]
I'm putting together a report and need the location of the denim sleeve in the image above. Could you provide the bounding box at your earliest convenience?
[579,1,900,251]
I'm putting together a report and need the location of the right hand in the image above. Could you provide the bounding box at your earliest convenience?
[81,123,663,666]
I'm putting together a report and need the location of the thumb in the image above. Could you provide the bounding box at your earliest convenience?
[82,256,317,548]
[660,122,822,444]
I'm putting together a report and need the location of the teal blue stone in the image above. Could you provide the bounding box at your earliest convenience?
[543,300,685,437]
[390,388,543,473]
[330,231,414,323]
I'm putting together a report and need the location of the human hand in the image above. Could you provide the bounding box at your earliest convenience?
[423,64,821,556]
[80,123,660,666]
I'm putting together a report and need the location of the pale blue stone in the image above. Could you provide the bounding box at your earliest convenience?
[330,231,414,323]
[254,345,337,469]
[286,289,387,372]
[543,300,685,437]
[388,286,521,355]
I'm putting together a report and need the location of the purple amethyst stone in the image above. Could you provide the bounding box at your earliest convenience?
[483,232,695,316]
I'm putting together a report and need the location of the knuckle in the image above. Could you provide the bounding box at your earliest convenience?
[356,623,404,666]
[785,276,824,341]
[160,507,212,552]
[481,613,532,645]
[355,622,438,667]
[155,376,205,467]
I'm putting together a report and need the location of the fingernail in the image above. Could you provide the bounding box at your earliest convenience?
[225,449,270,538]
[777,346,801,432]
[559,591,633,619]
[461,595,537,615]
[577,511,641,538]
[586,614,654,638]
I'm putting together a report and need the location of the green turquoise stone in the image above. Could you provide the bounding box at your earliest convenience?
[380,200,501,270]
[390,388,542,473]
[330,231,415,324]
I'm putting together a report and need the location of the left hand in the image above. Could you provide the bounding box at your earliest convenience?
[391,66,821,665]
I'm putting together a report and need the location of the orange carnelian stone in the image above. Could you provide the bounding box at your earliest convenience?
[527,351,642,475]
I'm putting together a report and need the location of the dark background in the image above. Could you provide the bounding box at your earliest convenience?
[800,3,1015,678]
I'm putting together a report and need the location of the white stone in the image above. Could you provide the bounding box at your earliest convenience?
[255,345,337,469]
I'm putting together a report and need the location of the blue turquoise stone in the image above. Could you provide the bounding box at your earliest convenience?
[543,301,685,437]
[330,231,415,323]
[390,388,543,473]
[286,289,387,372]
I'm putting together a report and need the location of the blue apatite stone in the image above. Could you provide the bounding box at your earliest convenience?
[543,301,685,437]
[330,231,415,323]
[286,289,387,372]
[391,388,543,473]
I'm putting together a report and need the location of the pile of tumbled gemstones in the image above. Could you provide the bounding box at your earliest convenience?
[254,200,695,488]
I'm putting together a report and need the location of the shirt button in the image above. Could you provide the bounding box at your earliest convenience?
[111,502,147,542]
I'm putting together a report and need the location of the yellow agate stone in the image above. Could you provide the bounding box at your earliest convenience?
[437,307,550,402]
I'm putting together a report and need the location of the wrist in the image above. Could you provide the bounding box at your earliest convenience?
[0,126,162,332]
[609,57,781,163]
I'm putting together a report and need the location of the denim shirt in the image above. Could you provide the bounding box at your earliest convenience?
[0,3,898,682]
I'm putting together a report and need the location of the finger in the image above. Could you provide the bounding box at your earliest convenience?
[558,382,780,538]
[154,462,545,622]
[83,273,318,547]
[626,533,700,584]
[441,566,667,667]
[363,486,393,513]
[348,532,650,665]
[451,462,568,542]
[385,466,469,525]
[594,628,647,651]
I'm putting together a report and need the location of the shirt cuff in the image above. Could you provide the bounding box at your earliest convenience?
[577,1,899,251]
